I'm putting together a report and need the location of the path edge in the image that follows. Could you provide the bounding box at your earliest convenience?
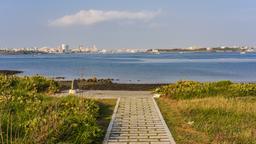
[103,97,120,144]
[152,97,176,144]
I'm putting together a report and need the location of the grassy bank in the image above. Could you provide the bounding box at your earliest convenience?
[95,99,116,141]
[0,75,116,143]
[156,80,256,143]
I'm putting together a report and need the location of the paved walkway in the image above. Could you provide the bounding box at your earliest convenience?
[56,90,175,144]
[101,91,175,144]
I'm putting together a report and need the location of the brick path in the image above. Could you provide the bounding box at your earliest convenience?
[103,95,175,144]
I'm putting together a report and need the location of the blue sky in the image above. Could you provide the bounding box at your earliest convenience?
[0,0,256,49]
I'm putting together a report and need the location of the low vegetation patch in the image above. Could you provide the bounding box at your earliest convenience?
[58,79,163,91]
[0,70,23,75]
[156,80,256,143]
[157,80,256,99]
[0,75,116,143]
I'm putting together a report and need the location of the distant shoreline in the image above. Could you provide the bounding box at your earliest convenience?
[0,50,255,55]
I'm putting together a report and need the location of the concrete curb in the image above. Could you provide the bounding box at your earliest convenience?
[103,98,120,144]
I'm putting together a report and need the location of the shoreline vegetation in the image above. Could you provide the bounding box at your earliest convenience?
[0,75,116,143]
[0,70,165,90]
[0,70,23,75]
[57,78,165,91]
[156,80,256,143]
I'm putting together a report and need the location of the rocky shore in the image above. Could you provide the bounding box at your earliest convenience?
[0,70,23,75]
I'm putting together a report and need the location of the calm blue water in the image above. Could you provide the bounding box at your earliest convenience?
[0,52,256,83]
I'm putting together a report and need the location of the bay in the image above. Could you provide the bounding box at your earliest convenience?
[0,52,256,83]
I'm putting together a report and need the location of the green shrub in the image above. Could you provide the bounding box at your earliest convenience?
[157,80,256,99]
[23,96,102,144]
[16,76,59,94]
[0,75,103,144]
[0,75,59,105]
[229,83,256,97]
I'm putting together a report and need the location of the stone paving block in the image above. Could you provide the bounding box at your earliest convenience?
[138,139,159,142]
[129,142,149,144]
[121,133,138,136]
[160,139,172,142]
[129,135,148,139]
[139,133,157,136]
[150,142,171,144]
[119,139,134,142]
[149,136,169,139]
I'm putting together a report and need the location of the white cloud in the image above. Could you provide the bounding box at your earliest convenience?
[50,9,160,27]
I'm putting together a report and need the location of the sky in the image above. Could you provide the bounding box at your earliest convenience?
[0,0,256,49]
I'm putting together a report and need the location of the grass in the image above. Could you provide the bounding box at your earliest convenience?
[157,98,210,144]
[156,81,256,144]
[95,99,117,142]
[0,75,117,143]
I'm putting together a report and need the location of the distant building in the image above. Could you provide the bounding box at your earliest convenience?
[99,49,107,54]
[90,44,98,52]
[61,44,69,53]
[92,44,96,49]
[152,49,159,53]
[206,47,213,51]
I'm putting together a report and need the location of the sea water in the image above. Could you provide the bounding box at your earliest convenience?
[0,52,256,83]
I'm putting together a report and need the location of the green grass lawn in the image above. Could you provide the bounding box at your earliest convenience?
[156,81,256,144]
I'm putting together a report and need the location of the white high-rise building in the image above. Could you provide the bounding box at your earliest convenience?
[61,44,69,53]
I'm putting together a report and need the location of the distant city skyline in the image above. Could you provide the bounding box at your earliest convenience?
[1,0,256,49]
